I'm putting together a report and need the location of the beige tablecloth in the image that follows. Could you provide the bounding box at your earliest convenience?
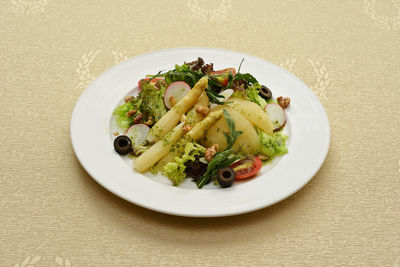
[1,0,399,266]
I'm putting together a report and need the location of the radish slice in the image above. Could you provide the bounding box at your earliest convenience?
[210,89,234,109]
[219,88,234,100]
[164,81,191,109]
[124,124,150,145]
[264,103,286,130]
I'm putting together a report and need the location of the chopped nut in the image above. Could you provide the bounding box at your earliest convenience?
[154,80,163,89]
[113,131,120,136]
[196,106,210,116]
[180,114,188,123]
[126,110,137,118]
[144,117,154,126]
[277,96,290,109]
[124,96,133,102]
[169,95,177,107]
[133,113,143,123]
[205,144,219,162]
[183,124,193,133]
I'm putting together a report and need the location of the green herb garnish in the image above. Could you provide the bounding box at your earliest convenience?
[196,110,242,189]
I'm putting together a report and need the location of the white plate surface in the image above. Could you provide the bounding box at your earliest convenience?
[70,47,330,217]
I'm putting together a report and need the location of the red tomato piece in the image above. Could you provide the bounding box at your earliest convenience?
[209,68,236,87]
[230,156,262,180]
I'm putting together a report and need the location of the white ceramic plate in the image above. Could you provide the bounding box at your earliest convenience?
[70,47,330,217]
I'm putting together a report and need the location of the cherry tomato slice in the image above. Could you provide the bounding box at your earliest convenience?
[209,68,236,87]
[230,156,262,180]
[210,67,237,76]
[138,78,165,91]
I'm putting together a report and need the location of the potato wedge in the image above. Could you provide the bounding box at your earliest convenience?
[201,107,260,154]
[227,97,274,135]
[134,122,185,173]
[147,77,208,142]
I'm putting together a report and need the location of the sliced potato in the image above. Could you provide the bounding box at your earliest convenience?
[227,97,274,135]
[147,77,208,142]
[201,106,260,154]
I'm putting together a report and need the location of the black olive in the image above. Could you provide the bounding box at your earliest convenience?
[259,85,272,100]
[114,135,132,155]
[217,167,236,188]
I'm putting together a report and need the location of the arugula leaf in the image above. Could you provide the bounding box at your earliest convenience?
[225,71,234,89]
[163,64,203,87]
[206,86,225,105]
[207,78,234,105]
[233,73,258,85]
[237,58,245,73]
[222,109,243,149]
[196,149,239,188]
[196,110,243,188]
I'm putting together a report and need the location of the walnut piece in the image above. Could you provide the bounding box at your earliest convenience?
[205,144,219,162]
[195,106,210,116]
[124,96,133,102]
[113,131,120,136]
[277,96,290,109]
[169,95,177,107]
[182,124,193,133]
[133,113,143,123]
[144,117,154,126]
[126,110,137,118]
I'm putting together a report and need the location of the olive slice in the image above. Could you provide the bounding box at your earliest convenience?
[114,135,132,155]
[217,166,236,188]
[259,85,272,100]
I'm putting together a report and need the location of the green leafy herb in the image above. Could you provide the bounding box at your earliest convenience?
[257,129,288,159]
[222,109,243,149]
[196,149,239,188]
[144,70,164,85]
[113,100,138,129]
[138,81,167,121]
[245,83,267,108]
[207,78,233,105]
[196,110,243,188]
[233,73,258,85]
[164,64,203,86]
[113,79,168,129]
[206,86,225,105]
[225,71,234,89]
[163,142,206,186]
[237,58,245,73]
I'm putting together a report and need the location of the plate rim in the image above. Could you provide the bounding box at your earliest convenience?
[70,46,331,217]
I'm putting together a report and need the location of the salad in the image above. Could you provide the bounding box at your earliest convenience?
[112,58,290,189]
